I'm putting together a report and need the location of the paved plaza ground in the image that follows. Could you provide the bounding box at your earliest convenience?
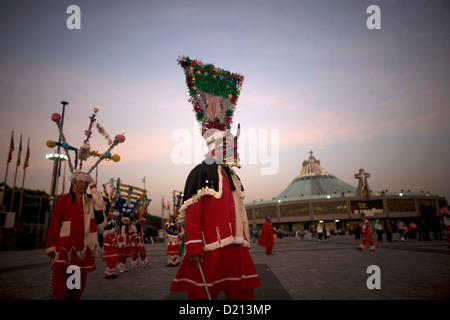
[0,234,448,316]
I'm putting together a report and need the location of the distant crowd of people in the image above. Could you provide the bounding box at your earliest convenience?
[250,216,449,244]
[353,217,446,242]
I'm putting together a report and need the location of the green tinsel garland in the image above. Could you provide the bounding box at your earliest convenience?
[178,56,244,132]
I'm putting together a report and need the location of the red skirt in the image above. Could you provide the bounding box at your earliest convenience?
[170,244,261,299]
[102,245,120,263]
[167,243,180,256]
[118,245,132,259]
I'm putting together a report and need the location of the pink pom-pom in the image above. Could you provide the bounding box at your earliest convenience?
[85,129,92,137]
[51,113,61,123]
[115,134,126,143]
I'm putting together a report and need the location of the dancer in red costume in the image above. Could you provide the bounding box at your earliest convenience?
[357,212,376,251]
[132,217,150,268]
[117,216,136,272]
[259,216,275,255]
[170,142,261,299]
[170,57,261,300]
[45,106,124,299]
[46,171,105,299]
[165,215,183,266]
[102,226,120,279]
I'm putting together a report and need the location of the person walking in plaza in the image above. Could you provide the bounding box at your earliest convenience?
[323,224,328,241]
[385,218,393,242]
[45,171,105,300]
[117,216,136,273]
[440,207,450,247]
[325,224,331,240]
[102,222,120,279]
[417,218,430,241]
[357,212,375,251]
[397,220,406,241]
[374,219,384,242]
[403,223,409,240]
[353,222,361,240]
[259,216,275,254]
[391,219,398,241]
[165,215,183,267]
[131,217,150,268]
[317,222,324,241]
[408,220,418,239]
[170,57,261,300]
[170,146,262,299]
[431,216,443,240]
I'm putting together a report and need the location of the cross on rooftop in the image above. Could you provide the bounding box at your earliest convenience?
[355,168,371,197]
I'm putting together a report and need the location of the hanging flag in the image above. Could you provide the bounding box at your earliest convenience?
[23,138,30,169]
[16,134,22,167]
[8,130,14,163]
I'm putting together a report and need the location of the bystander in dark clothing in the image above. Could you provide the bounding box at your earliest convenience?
[385,219,392,242]
[353,223,361,240]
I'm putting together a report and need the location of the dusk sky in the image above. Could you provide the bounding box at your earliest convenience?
[1,0,449,218]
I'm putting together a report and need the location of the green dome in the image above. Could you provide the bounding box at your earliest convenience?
[275,151,357,200]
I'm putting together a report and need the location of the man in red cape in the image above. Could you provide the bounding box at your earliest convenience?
[259,216,275,255]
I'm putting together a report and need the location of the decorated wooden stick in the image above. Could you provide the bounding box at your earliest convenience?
[49,107,125,175]
[87,134,125,174]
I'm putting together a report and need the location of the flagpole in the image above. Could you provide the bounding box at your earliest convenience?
[0,130,14,210]
[17,137,30,228]
[1,160,10,210]
[9,134,22,212]
[17,162,27,228]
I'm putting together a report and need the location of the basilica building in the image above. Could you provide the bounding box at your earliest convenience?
[245,152,448,234]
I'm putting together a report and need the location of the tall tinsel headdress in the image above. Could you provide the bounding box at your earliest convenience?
[178,56,244,167]
[46,107,126,175]
[177,56,244,136]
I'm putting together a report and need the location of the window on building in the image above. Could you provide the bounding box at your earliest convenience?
[313,201,347,214]
[280,203,309,217]
[255,206,276,220]
[387,199,415,212]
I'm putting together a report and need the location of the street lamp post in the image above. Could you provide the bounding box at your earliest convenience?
[49,101,68,214]
[46,153,68,196]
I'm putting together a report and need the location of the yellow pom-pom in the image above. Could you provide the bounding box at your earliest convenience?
[46,140,56,148]
[111,154,120,162]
